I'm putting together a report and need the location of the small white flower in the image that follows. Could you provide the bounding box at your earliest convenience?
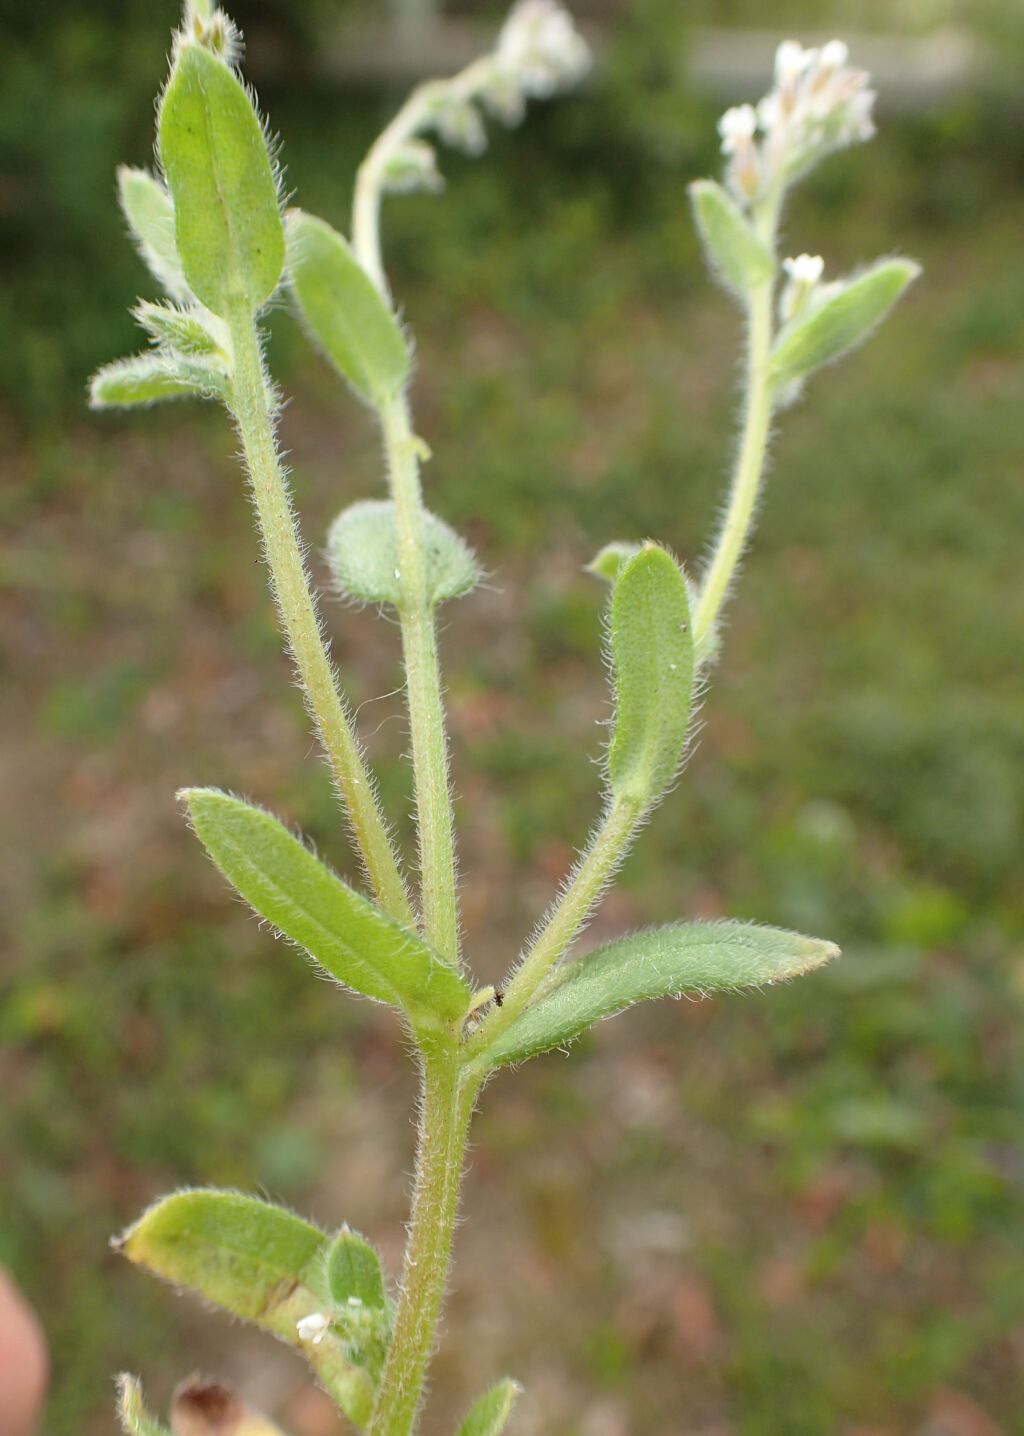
[296,1312,331,1345]
[774,40,812,85]
[845,88,877,141]
[783,254,825,285]
[717,103,758,154]
[820,39,850,70]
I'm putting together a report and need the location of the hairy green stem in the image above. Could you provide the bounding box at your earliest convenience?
[352,56,495,294]
[469,795,643,1056]
[693,198,782,649]
[369,1048,479,1436]
[381,393,461,963]
[226,305,413,926]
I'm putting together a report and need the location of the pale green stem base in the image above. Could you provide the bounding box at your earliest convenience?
[369,1049,480,1436]
[226,306,413,926]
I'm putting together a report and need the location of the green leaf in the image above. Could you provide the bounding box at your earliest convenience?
[326,1226,387,1312]
[117,166,188,300]
[689,179,774,297]
[454,1378,522,1436]
[182,788,470,1028]
[769,258,920,392]
[116,1376,170,1436]
[585,540,641,584]
[133,300,225,358]
[117,1189,374,1427]
[287,210,411,405]
[158,42,284,316]
[482,922,839,1068]
[89,352,227,408]
[606,544,695,806]
[327,500,480,607]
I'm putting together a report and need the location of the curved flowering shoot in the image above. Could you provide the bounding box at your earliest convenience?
[690,39,919,654]
[352,0,590,291]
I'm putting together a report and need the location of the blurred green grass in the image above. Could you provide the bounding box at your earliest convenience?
[2,2,1024,1434]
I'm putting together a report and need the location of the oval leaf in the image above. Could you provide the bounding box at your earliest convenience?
[182,788,470,1028]
[287,210,410,405]
[326,1226,387,1312]
[117,166,188,300]
[327,499,480,607]
[158,43,284,316]
[89,353,226,408]
[689,179,774,298]
[482,922,839,1067]
[607,544,695,806]
[586,540,641,584]
[455,1378,522,1436]
[117,1377,171,1436]
[769,258,920,391]
[117,1189,374,1427]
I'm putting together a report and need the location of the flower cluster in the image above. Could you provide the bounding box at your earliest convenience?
[719,39,876,207]
[488,0,591,121]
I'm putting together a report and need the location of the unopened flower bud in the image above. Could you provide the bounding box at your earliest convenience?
[382,140,445,195]
[435,98,488,157]
[717,103,758,155]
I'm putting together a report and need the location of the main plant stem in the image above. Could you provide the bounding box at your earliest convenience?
[381,393,461,962]
[369,1049,479,1436]
[226,306,413,926]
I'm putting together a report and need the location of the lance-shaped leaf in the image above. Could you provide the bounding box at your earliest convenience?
[117,1190,375,1428]
[182,788,470,1027]
[89,352,228,408]
[327,500,480,607]
[118,166,188,300]
[170,1376,286,1436]
[158,42,284,316]
[482,922,839,1068]
[689,179,774,298]
[117,1376,171,1436]
[454,1378,522,1436]
[606,544,695,806]
[287,210,411,406]
[326,1226,387,1312]
[133,301,225,358]
[769,258,920,391]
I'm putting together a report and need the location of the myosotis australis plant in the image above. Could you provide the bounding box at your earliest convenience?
[90,6,918,1433]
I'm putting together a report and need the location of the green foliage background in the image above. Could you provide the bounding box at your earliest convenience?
[2,2,1023,1433]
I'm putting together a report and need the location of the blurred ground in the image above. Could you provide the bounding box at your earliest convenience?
[2,2,1023,1434]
